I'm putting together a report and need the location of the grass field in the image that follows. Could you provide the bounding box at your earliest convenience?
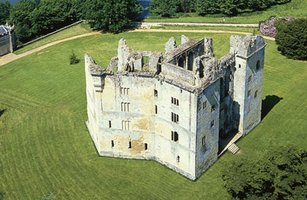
[150,25,260,34]
[145,0,307,23]
[0,31,306,199]
[14,22,92,55]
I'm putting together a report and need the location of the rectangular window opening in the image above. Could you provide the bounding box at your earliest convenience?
[211,120,215,128]
[171,131,179,142]
[111,140,114,148]
[203,100,207,109]
[109,120,112,128]
[154,89,158,97]
[155,105,158,114]
[145,143,148,150]
[129,141,132,149]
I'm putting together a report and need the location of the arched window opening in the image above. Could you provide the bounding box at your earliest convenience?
[178,56,185,68]
[256,60,261,71]
[187,51,194,71]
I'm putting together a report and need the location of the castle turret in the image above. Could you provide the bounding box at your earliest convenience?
[230,35,266,135]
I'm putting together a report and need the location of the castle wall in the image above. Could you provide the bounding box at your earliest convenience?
[195,79,220,178]
[154,80,198,179]
[231,36,265,135]
[0,34,11,56]
[85,35,266,180]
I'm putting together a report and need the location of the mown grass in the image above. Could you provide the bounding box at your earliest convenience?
[14,22,92,55]
[0,31,306,200]
[151,25,260,34]
[145,0,307,23]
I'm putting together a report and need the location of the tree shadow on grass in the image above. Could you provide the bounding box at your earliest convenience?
[0,192,5,200]
[0,109,6,118]
[262,95,283,120]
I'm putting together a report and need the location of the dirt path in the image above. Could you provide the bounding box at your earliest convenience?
[0,29,274,66]
[136,22,259,28]
[0,32,100,66]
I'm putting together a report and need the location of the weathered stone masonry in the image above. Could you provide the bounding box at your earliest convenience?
[0,25,16,56]
[85,35,265,180]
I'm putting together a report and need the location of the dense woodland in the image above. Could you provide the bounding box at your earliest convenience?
[0,0,141,44]
[150,0,292,17]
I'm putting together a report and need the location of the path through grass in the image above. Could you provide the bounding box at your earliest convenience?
[0,32,306,199]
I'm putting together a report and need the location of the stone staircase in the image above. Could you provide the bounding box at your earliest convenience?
[228,143,240,154]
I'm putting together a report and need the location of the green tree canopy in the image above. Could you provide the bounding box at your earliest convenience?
[276,18,307,60]
[84,0,141,33]
[0,0,11,24]
[222,146,306,199]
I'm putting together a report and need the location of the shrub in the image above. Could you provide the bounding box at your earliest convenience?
[275,18,307,60]
[69,51,80,65]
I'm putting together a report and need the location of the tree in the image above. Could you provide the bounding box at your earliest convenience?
[222,146,306,199]
[84,0,141,33]
[150,0,178,17]
[0,0,11,24]
[10,0,39,43]
[275,18,307,60]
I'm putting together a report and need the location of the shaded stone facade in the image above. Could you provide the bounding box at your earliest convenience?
[85,35,265,180]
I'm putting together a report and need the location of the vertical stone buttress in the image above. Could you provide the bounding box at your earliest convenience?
[230,36,265,135]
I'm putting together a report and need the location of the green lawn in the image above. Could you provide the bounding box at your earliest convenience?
[151,25,260,34]
[14,22,92,55]
[145,0,307,23]
[0,31,306,200]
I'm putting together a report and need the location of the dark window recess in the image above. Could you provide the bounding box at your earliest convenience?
[202,136,206,146]
[171,112,179,123]
[154,89,158,97]
[211,120,215,128]
[129,141,132,149]
[256,60,261,71]
[171,131,179,142]
[155,105,158,114]
[171,97,179,106]
[239,64,241,68]
[109,121,112,128]
[211,105,216,112]
[177,156,180,163]
[145,143,148,150]
[111,140,114,148]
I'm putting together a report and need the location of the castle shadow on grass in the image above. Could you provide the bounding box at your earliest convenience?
[261,95,283,120]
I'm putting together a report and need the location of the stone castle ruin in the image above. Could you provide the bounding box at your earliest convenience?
[0,24,16,56]
[85,35,265,180]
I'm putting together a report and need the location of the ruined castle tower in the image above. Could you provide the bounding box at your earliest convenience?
[85,35,265,180]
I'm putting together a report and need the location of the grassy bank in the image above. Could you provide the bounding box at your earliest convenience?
[14,22,92,55]
[145,0,307,24]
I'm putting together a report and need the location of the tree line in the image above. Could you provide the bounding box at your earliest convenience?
[0,0,141,44]
[150,0,292,17]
